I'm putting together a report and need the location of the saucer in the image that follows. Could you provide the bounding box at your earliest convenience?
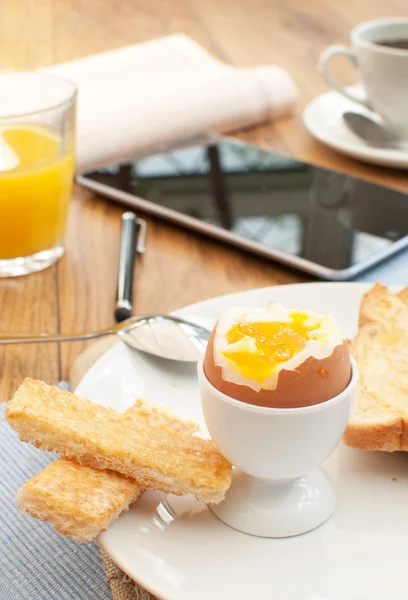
[303,85,408,169]
[76,282,408,600]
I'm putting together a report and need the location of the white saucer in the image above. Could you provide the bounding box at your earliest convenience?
[76,282,408,600]
[303,85,408,169]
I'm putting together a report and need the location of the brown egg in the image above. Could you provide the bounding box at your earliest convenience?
[203,327,351,409]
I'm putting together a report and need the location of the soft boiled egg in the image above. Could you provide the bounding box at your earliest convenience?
[203,303,351,408]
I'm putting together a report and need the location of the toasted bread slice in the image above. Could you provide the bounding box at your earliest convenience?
[7,379,232,503]
[397,285,408,306]
[124,398,199,436]
[15,400,197,542]
[16,459,141,542]
[344,283,408,451]
[357,282,408,328]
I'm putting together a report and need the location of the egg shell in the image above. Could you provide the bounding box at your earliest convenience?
[203,327,351,409]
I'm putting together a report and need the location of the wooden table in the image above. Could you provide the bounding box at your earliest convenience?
[1,0,408,402]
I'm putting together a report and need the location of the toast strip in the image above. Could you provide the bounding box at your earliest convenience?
[7,378,232,503]
[16,459,141,542]
[16,401,197,542]
[344,283,408,452]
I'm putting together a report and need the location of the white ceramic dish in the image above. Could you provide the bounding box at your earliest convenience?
[303,85,408,169]
[198,356,358,538]
[76,282,408,600]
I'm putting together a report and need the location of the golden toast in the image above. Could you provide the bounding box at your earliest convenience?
[7,378,232,504]
[344,283,408,451]
[16,400,198,542]
[17,459,141,542]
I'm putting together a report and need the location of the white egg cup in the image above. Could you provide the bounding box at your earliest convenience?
[198,358,358,538]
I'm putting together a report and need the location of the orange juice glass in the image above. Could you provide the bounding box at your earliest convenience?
[0,72,76,276]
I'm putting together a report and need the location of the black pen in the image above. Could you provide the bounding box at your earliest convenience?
[114,212,146,322]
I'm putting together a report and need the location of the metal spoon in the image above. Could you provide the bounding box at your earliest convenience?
[0,314,210,363]
[342,111,398,147]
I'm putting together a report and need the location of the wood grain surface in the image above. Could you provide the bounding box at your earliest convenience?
[0,0,407,402]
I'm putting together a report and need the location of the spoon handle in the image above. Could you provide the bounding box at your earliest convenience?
[0,330,112,345]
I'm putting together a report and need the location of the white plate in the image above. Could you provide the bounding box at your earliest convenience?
[76,282,408,600]
[303,85,408,169]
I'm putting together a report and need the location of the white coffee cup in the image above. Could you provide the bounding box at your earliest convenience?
[319,18,408,136]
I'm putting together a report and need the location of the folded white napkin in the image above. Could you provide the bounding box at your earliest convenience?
[42,34,297,172]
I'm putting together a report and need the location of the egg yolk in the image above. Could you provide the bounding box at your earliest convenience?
[222,311,322,383]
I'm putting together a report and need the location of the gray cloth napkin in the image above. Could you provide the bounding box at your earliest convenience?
[0,405,112,600]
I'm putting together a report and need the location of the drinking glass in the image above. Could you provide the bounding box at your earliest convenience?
[0,72,76,276]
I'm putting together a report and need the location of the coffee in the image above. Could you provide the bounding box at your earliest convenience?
[376,38,408,50]
[320,18,408,136]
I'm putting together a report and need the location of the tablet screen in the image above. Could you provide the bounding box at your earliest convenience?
[81,138,408,271]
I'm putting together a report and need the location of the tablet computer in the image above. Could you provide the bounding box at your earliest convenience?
[77,136,408,280]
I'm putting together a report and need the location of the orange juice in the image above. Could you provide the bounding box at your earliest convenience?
[0,125,74,259]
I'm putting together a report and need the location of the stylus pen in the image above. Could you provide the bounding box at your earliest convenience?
[114,212,147,323]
